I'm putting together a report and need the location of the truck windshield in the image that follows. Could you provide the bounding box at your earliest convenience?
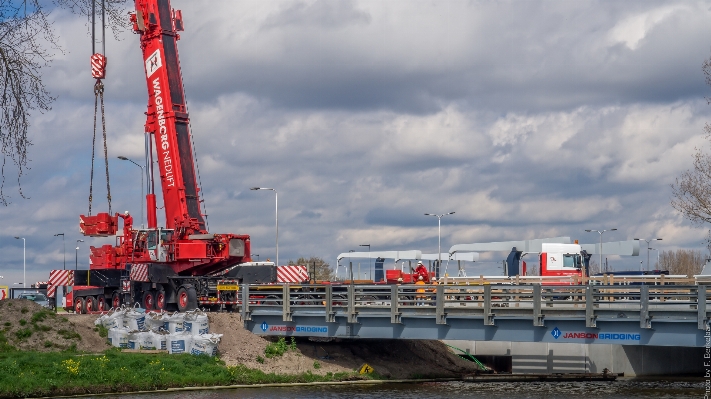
[563,254,582,268]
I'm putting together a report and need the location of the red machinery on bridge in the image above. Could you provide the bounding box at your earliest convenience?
[49,0,282,314]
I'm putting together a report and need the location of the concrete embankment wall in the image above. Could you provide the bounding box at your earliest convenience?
[443,340,704,376]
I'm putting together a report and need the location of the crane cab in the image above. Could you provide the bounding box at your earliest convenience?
[540,243,585,279]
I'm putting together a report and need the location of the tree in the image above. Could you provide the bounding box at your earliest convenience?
[671,56,711,224]
[657,249,704,276]
[288,256,335,281]
[0,0,127,204]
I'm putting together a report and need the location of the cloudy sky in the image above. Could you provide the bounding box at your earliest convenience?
[2,0,711,285]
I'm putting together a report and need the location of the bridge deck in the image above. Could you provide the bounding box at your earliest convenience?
[235,284,709,347]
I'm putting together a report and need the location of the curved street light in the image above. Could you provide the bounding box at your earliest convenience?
[634,238,662,272]
[54,233,66,270]
[425,212,455,277]
[585,229,617,273]
[118,156,145,228]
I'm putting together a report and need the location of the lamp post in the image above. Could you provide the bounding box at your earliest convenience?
[634,238,662,272]
[253,254,259,262]
[75,239,84,270]
[54,233,66,270]
[585,229,617,273]
[359,244,370,281]
[250,187,278,267]
[648,247,660,270]
[13,237,25,288]
[348,249,355,283]
[425,212,455,277]
[118,156,145,228]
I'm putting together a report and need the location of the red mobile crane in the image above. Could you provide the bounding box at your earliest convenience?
[49,0,278,313]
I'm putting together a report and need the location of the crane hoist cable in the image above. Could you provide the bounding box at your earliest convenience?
[87,0,111,216]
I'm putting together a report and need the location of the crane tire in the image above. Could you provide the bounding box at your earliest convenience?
[111,292,122,309]
[74,297,86,314]
[177,286,197,312]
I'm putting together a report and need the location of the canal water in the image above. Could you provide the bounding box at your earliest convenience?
[97,379,704,399]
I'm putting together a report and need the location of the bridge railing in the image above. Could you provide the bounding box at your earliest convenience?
[238,284,709,330]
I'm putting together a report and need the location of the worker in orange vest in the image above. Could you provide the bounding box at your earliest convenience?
[415,275,426,306]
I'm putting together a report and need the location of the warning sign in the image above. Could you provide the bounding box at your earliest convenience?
[0,286,7,301]
[358,363,374,374]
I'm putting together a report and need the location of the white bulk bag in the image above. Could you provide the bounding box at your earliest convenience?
[102,310,124,330]
[110,327,129,348]
[127,331,140,350]
[167,332,192,354]
[150,330,168,351]
[184,310,209,336]
[145,311,167,331]
[138,331,155,350]
[190,333,222,356]
[166,312,185,333]
[124,307,146,331]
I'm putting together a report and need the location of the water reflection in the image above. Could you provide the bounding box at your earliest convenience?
[94,379,704,399]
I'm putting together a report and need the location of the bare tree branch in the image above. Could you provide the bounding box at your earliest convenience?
[0,0,128,204]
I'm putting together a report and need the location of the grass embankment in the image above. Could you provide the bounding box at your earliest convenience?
[0,347,366,398]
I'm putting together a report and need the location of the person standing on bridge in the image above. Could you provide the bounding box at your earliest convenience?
[416,275,426,306]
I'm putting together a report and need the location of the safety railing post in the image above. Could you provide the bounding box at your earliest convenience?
[639,285,650,329]
[484,285,494,325]
[348,284,358,324]
[699,285,708,331]
[436,284,446,325]
[585,286,596,328]
[241,284,251,321]
[283,284,292,322]
[325,284,335,323]
[391,285,401,324]
[533,284,543,327]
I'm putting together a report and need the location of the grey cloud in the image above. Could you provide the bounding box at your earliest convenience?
[262,0,371,30]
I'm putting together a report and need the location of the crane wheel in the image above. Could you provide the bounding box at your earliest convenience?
[85,296,98,312]
[142,291,156,310]
[156,289,166,311]
[97,295,106,312]
[74,297,86,314]
[111,292,122,309]
[177,286,197,312]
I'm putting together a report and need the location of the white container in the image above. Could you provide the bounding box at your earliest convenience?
[124,307,146,331]
[151,330,168,351]
[167,332,192,354]
[145,311,168,331]
[184,311,209,336]
[110,327,129,348]
[166,312,185,334]
[190,333,221,356]
[138,331,155,350]
[102,310,124,330]
[127,331,140,350]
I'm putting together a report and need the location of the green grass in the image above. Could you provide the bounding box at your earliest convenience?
[0,349,365,398]
[57,330,81,341]
[14,329,32,340]
[264,337,297,358]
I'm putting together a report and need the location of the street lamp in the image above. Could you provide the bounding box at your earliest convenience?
[75,239,84,270]
[54,233,66,270]
[250,187,278,267]
[425,212,455,277]
[359,244,371,281]
[14,237,25,288]
[118,156,145,228]
[253,254,259,262]
[634,238,662,272]
[648,247,660,270]
[585,229,617,273]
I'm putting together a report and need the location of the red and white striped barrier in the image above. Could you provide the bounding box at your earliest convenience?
[47,270,74,298]
[277,265,308,283]
[130,264,150,282]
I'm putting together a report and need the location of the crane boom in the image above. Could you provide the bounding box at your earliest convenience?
[133,0,204,232]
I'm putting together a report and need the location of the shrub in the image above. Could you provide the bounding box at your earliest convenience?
[256,355,265,364]
[20,307,28,314]
[44,341,53,348]
[31,310,53,323]
[3,322,10,327]
[15,328,32,340]
[19,319,27,326]
[57,330,81,341]
[313,361,321,369]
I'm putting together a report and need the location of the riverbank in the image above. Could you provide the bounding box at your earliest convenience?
[0,299,482,398]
